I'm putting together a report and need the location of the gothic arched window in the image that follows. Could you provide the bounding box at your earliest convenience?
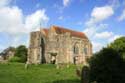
[73,45,79,54]
[84,47,87,55]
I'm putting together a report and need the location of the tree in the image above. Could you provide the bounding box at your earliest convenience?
[14,45,28,63]
[0,46,15,60]
[80,37,125,83]
[89,48,125,83]
[109,37,125,60]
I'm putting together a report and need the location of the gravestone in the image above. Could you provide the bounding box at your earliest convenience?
[81,66,90,83]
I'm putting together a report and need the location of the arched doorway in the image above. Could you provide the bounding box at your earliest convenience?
[73,43,79,64]
[50,53,57,64]
[40,38,46,63]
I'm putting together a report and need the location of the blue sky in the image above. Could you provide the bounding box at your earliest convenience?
[0,0,125,53]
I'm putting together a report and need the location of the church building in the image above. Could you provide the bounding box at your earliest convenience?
[27,25,92,64]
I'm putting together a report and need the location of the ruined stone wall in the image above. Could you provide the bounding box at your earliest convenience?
[27,31,42,64]
[45,29,72,64]
[70,37,92,64]
[28,27,92,65]
[55,32,71,64]
[44,28,58,63]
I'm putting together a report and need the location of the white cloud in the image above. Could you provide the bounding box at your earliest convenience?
[92,42,104,53]
[84,26,97,38]
[117,0,125,21]
[53,0,71,14]
[95,31,113,39]
[58,16,64,20]
[0,0,11,7]
[108,35,122,43]
[0,6,24,35]
[118,9,125,21]
[25,9,49,33]
[0,7,49,35]
[53,4,63,14]
[0,0,49,51]
[92,6,114,21]
[63,0,70,7]
[86,6,114,25]
[83,5,120,53]
[92,33,122,53]
[84,23,108,38]
[83,25,104,53]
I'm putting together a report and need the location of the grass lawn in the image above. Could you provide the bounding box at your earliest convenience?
[0,63,80,83]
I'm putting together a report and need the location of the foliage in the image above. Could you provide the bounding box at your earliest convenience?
[109,36,125,59]
[9,56,21,62]
[14,45,27,63]
[89,48,125,83]
[8,47,16,52]
[0,46,15,56]
[0,63,80,83]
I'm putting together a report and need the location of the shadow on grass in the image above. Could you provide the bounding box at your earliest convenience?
[52,79,80,83]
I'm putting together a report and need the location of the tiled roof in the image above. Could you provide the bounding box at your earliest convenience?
[52,25,88,39]
[41,25,88,40]
[42,29,49,36]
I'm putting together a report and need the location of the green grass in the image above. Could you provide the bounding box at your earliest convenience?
[0,63,80,83]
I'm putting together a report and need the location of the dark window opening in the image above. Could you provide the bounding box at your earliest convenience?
[41,38,46,63]
[73,46,79,54]
[84,47,87,55]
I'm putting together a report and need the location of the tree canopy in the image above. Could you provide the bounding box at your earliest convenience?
[14,45,27,63]
[109,36,125,59]
[89,48,125,83]
[87,37,125,83]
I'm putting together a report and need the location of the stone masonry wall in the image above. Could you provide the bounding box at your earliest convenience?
[27,26,92,65]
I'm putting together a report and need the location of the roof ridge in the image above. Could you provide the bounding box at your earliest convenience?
[52,25,88,40]
[52,25,82,33]
[41,28,49,36]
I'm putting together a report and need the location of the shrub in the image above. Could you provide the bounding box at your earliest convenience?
[14,45,27,63]
[9,56,21,62]
[89,48,125,83]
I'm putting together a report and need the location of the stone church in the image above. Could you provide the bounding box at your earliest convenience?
[27,25,92,64]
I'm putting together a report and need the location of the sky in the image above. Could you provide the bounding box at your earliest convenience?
[0,0,125,53]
